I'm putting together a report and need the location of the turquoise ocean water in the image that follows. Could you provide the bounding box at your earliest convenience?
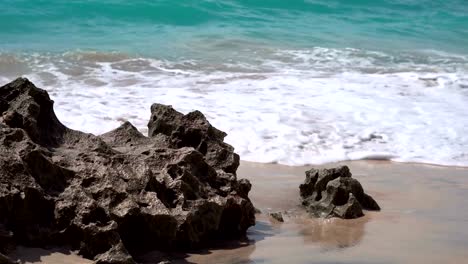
[1,0,468,166]
[1,0,468,55]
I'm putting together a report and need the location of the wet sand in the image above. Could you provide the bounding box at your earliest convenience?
[185,161,468,264]
[11,161,468,264]
[9,247,92,264]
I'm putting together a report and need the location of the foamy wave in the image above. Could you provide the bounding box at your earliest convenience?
[1,48,468,167]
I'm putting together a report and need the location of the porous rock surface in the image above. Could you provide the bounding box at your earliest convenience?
[0,78,255,263]
[299,166,380,219]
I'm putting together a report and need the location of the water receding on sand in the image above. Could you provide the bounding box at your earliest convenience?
[177,161,468,264]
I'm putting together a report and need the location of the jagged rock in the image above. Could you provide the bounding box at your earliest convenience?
[269,212,284,222]
[299,166,380,219]
[0,78,255,263]
[94,243,135,264]
[148,104,240,174]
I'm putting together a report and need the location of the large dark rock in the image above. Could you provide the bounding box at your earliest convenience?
[299,166,380,219]
[0,78,255,263]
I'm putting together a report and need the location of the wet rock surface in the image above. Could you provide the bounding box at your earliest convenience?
[299,166,380,219]
[0,78,255,263]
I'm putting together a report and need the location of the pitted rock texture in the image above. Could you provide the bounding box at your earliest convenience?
[0,78,255,263]
[299,166,380,219]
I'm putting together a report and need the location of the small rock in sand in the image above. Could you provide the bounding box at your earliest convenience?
[299,165,380,219]
[269,212,284,222]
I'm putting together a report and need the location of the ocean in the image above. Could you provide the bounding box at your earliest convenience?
[1,0,467,166]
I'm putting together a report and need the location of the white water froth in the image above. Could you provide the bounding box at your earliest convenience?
[1,48,468,166]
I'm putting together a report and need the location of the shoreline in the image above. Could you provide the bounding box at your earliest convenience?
[11,160,468,264]
[239,158,468,170]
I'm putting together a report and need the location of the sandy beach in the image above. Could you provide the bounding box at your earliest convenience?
[186,161,468,264]
[10,161,468,264]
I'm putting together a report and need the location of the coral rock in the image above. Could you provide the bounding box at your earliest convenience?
[0,78,255,263]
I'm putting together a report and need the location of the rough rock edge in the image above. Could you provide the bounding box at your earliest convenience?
[0,78,256,263]
[299,165,380,219]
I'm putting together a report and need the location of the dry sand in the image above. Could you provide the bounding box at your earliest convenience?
[10,161,468,264]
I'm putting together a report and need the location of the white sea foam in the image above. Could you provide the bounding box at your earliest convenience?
[1,48,468,167]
